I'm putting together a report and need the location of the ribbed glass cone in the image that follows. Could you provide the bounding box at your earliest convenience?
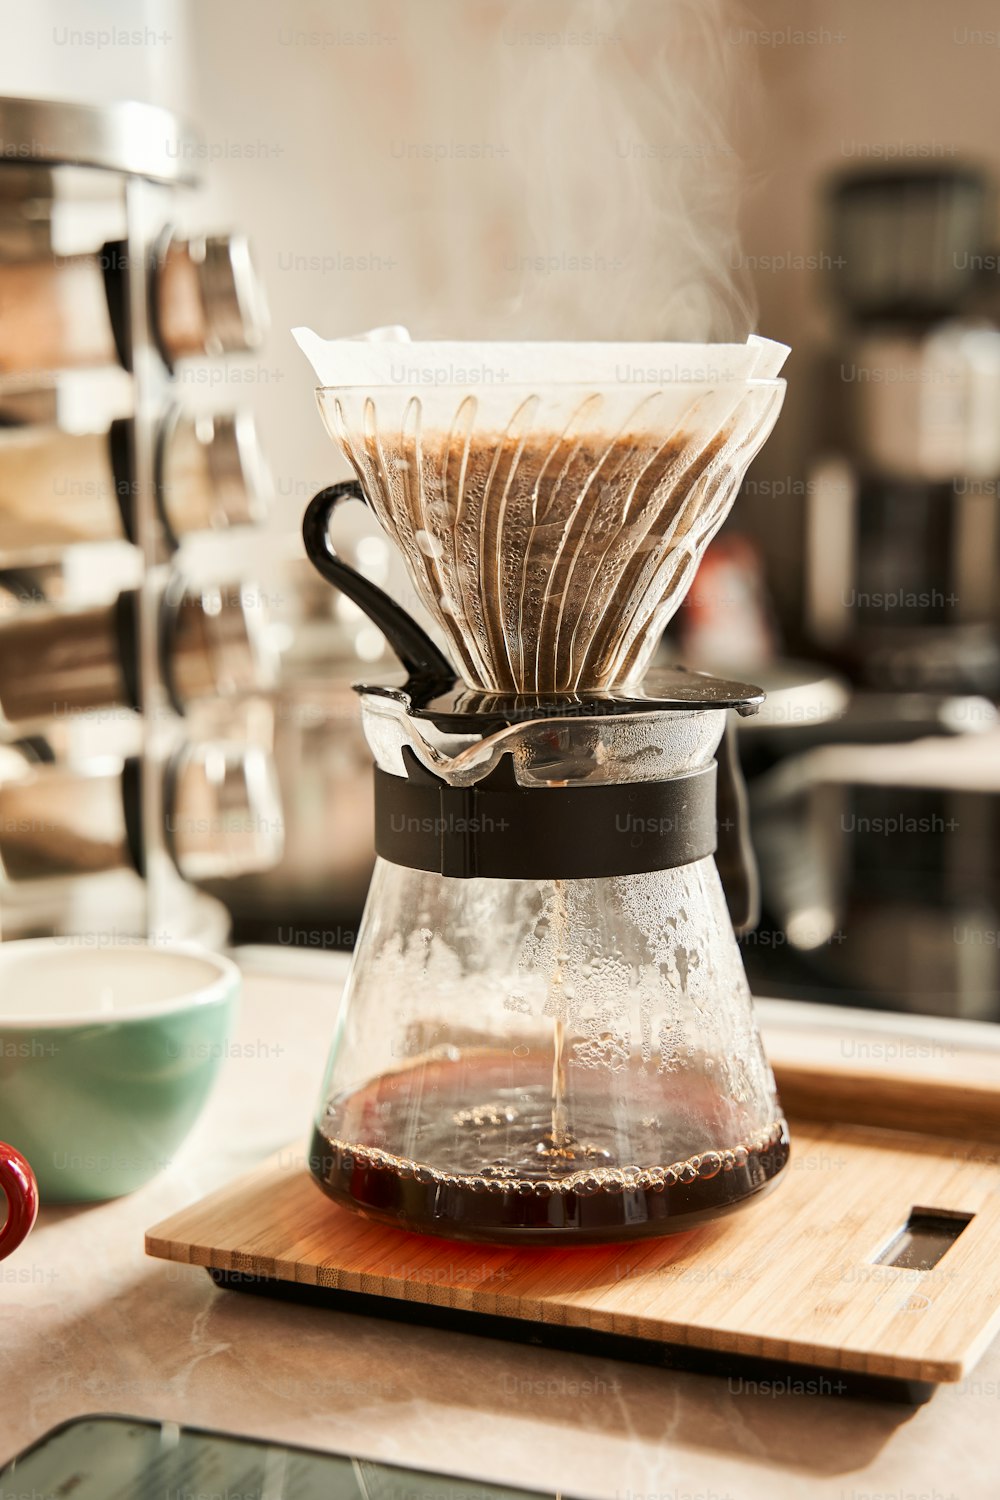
[300,336,787,692]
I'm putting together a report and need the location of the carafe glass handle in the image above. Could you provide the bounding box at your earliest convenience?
[715,715,761,936]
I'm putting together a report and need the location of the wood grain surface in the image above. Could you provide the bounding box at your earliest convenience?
[147,1115,1000,1384]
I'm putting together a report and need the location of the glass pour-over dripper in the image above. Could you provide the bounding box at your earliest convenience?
[294,328,788,692]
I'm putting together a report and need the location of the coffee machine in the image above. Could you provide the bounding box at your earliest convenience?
[806,165,1000,695]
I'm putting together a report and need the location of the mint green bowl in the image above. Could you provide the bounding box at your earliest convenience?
[0,940,240,1203]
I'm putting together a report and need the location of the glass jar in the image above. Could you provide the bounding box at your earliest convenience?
[0,409,268,558]
[0,234,266,375]
[0,741,282,885]
[0,582,275,732]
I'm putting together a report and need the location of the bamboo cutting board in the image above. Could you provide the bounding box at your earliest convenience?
[147,1109,1000,1395]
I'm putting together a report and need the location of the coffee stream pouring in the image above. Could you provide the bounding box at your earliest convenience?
[297,327,790,1243]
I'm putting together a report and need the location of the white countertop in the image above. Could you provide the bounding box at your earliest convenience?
[3,952,998,1500]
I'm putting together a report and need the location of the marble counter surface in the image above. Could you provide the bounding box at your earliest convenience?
[2,952,998,1500]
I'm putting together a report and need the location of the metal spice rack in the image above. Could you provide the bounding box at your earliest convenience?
[0,96,277,942]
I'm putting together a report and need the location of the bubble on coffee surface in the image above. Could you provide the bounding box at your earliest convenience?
[317,1113,787,1198]
[452,1101,519,1129]
[414,529,444,559]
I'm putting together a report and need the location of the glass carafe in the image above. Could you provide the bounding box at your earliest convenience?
[308,688,788,1243]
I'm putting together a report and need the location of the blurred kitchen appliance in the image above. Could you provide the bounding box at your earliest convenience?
[0,97,280,943]
[806,166,1000,695]
[748,733,1000,1020]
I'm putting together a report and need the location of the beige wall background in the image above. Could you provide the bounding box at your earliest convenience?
[739,0,1000,627]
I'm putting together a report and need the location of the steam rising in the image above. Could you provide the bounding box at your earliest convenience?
[343,0,759,341]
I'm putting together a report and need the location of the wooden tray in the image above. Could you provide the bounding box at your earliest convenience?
[147,1058,1000,1405]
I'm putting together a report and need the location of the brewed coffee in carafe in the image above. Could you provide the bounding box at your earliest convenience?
[297,329,790,1243]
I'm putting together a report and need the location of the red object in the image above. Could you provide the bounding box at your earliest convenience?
[0,1142,38,1260]
[678,534,776,670]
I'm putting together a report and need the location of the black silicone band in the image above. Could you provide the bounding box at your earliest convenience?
[374,761,718,880]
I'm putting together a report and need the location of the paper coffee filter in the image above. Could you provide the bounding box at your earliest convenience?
[295,326,788,693]
[292,325,789,388]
